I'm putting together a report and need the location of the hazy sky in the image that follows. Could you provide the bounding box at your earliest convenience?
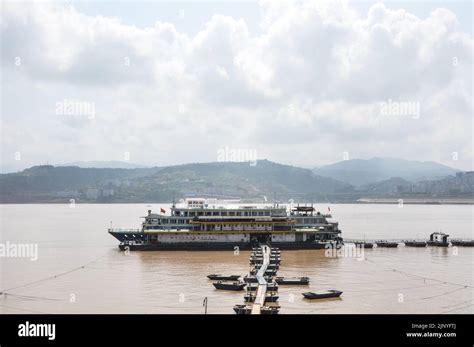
[1,0,472,172]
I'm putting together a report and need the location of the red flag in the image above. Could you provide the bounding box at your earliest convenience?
[160,208,166,214]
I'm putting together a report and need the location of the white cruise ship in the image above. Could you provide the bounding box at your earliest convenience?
[108,198,342,250]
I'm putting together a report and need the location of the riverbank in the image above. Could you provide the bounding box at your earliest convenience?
[356,198,474,205]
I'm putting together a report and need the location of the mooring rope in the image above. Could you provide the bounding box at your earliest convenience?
[0,250,113,294]
[364,257,474,289]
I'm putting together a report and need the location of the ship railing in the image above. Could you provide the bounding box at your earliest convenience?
[108,228,142,233]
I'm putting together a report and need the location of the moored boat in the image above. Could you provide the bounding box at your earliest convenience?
[427,232,450,247]
[355,242,374,248]
[207,274,241,281]
[275,277,309,285]
[451,239,474,247]
[376,241,399,248]
[213,281,246,291]
[302,290,343,299]
[404,241,427,247]
[110,200,344,252]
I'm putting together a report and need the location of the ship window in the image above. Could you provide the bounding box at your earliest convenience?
[258,212,264,216]
[205,212,211,216]
[221,212,228,216]
[213,212,219,216]
[236,212,242,216]
[170,219,177,224]
[198,212,203,216]
[189,212,195,216]
[229,212,235,216]
[252,212,257,216]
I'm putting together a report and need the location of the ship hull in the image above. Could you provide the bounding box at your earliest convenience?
[118,241,338,251]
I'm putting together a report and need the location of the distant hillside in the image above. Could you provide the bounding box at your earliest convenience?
[314,158,459,186]
[0,160,354,203]
[358,177,412,194]
[58,161,151,169]
[0,165,163,202]
[357,172,474,203]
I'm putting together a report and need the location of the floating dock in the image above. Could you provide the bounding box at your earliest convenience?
[232,245,281,314]
[251,245,271,314]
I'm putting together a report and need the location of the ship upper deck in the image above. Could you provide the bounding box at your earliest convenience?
[142,199,333,222]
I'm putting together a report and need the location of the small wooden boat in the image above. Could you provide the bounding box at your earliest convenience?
[244,294,279,303]
[233,304,280,315]
[451,240,474,247]
[207,274,240,281]
[213,281,246,291]
[275,277,309,285]
[376,241,399,248]
[404,241,427,247]
[302,290,343,299]
[355,242,374,249]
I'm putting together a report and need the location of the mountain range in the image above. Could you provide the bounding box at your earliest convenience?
[58,161,151,169]
[0,158,468,203]
[313,157,459,186]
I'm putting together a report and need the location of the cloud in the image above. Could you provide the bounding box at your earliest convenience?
[0,0,472,171]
